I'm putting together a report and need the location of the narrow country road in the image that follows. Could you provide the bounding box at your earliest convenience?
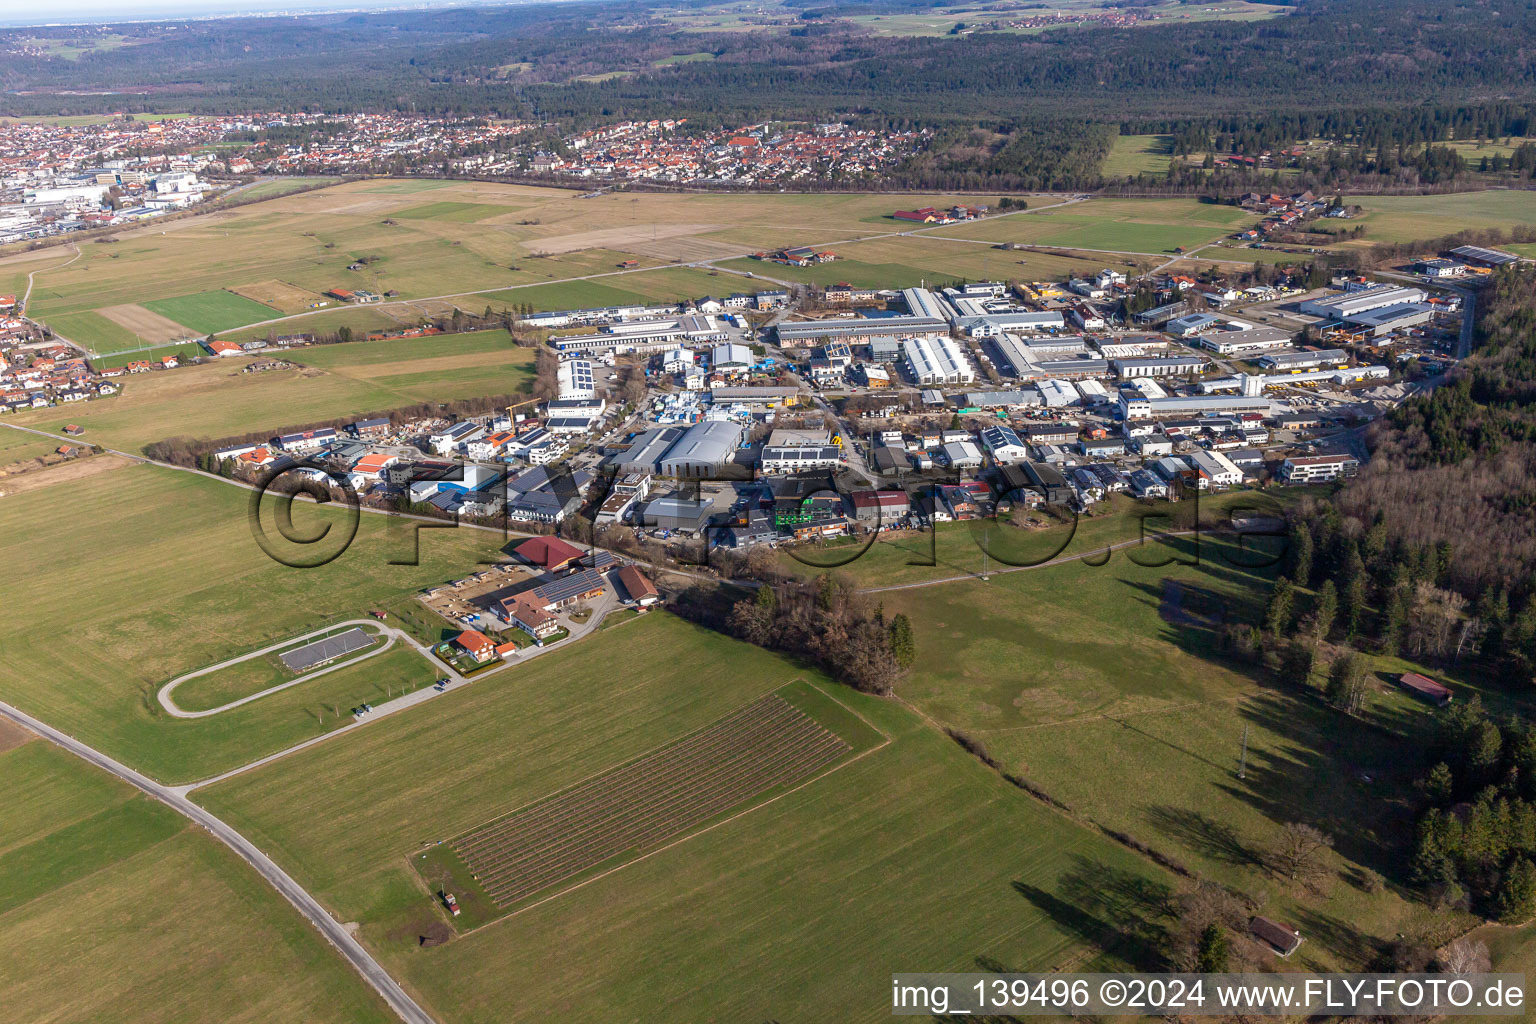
[0,699,437,1024]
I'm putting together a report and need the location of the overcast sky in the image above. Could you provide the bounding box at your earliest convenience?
[0,0,476,26]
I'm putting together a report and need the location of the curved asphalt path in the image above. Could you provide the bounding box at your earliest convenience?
[0,698,437,1024]
[158,620,395,718]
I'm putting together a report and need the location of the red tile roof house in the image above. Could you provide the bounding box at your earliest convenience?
[617,565,660,606]
[513,535,585,572]
[499,594,562,640]
[452,629,497,664]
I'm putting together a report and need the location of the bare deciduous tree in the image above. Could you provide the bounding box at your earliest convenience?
[1437,937,1491,975]
[1269,822,1334,886]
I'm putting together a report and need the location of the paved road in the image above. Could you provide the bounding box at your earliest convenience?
[0,420,716,591]
[860,529,1201,593]
[0,698,437,1024]
[158,620,398,718]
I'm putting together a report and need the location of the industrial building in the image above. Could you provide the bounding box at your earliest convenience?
[1165,313,1223,337]
[956,310,1065,337]
[657,420,746,476]
[638,493,716,533]
[1298,285,1426,319]
[1198,365,1389,393]
[1341,302,1435,337]
[1448,244,1520,267]
[901,286,954,322]
[1119,393,1273,420]
[711,342,753,370]
[613,427,684,475]
[775,315,947,346]
[553,314,726,355]
[902,335,975,385]
[556,358,596,400]
[1187,448,1243,489]
[1112,355,1208,378]
[1258,349,1349,371]
[760,444,843,473]
[1189,323,1294,355]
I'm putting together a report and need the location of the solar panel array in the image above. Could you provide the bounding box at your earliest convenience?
[281,627,373,672]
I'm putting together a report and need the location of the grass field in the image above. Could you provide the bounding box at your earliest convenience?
[0,461,507,782]
[3,179,1076,332]
[931,197,1257,253]
[0,738,394,1023]
[169,626,388,713]
[420,680,880,924]
[46,309,167,351]
[782,489,1298,589]
[143,289,282,334]
[11,329,534,452]
[89,340,206,369]
[1337,191,1536,245]
[720,234,1119,290]
[873,529,1482,969]
[228,176,337,202]
[654,50,717,65]
[1102,134,1175,178]
[199,612,1178,1022]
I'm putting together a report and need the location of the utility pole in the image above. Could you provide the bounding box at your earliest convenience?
[1237,723,1250,780]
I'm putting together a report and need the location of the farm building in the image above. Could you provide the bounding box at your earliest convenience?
[1398,672,1453,707]
[499,594,562,641]
[617,565,660,606]
[1250,917,1303,958]
[531,568,607,610]
[513,535,586,572]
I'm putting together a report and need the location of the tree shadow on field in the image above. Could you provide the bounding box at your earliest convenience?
[1145,805,1265,869]
[1288,904,1389,968]
[1214,691,1424,885]
[1012,855,1174,972]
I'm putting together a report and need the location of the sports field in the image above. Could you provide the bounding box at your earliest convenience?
[930,197,1257,253]
[198,612,1177,1022]
[0,461,506,781]
[10,329,534,452]
[144,289,282,334]
[45,309,162,351]
[168,624,389,714]
[0,738,393,1023]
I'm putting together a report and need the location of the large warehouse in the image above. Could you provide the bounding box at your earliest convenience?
[1259,348,1349,371]
[657,420,747,476]
[1119,393,1273,420]
[902,335,975,385]
[775,315,947,346]
[1298,285,1426,320]
[1342,302,1435,337]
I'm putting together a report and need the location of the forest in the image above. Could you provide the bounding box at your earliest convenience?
[8,1,1536,190]
[1342,266,1536,596]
